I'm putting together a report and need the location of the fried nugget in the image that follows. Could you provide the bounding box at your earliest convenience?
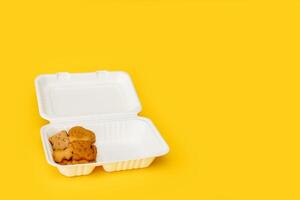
[68,126,96,143]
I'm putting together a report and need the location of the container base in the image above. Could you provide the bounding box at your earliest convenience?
[57,165,96,177]
[103,157,155,172]
[56,157,156,176]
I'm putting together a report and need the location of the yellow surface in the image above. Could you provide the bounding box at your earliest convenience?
[0,0,299,199]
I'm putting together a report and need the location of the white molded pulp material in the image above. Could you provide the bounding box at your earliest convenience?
[35,71,169,177]
[103,157,155,172]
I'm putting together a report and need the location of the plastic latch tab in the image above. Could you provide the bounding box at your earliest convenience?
[57,72,70,81]
[96,70,110,81]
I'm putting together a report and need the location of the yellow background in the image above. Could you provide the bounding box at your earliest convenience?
[0,0,299,199]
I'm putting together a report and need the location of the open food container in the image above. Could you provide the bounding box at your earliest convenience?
[35,71,169,177]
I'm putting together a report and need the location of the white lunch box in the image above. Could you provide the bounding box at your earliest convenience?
[35,71,169,177]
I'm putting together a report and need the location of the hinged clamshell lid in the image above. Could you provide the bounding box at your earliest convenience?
[35,71,142,122]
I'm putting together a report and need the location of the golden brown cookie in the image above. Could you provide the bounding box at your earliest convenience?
[68,126,96,143]
[60,159,89,165]
[72,159,89,164]
[60,159,73,165]
[49,131,69,150]
[71,141,97,161]
[53,146,73,163]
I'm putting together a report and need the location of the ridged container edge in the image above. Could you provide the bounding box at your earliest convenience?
[103,157,155,172]
[57,165,96,177]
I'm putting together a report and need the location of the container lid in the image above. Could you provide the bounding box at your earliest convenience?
[35,71,142,122]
